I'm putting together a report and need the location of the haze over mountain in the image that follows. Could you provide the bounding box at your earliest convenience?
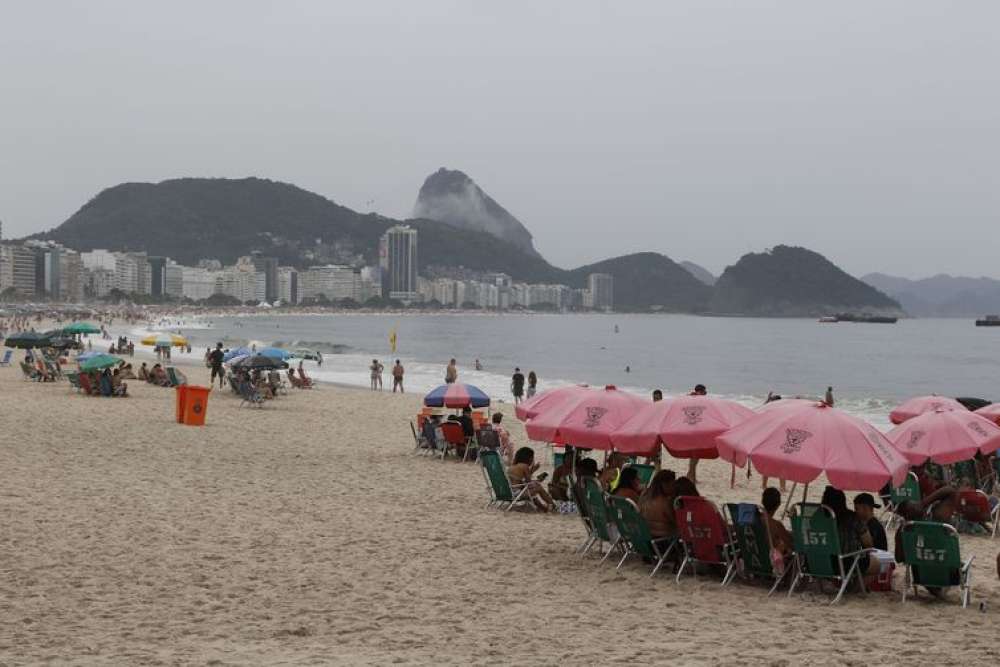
[711,246,901,317]
[413,168,539,257]
[33,175,898,316]
[679,261,716,286]
[862,273,1000,318]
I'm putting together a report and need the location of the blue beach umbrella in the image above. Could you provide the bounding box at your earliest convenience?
[259,346,291,360]
[76,350,102,362]
[223,347,251,362]
[423,383,491,409]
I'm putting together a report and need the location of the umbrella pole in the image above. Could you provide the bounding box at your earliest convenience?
[801,484,809,504]
[781,482,798,519]
[730,462,736,489]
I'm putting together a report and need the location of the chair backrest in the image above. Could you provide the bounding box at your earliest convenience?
[608,495,659,560]
[570,476,592,523]
[674,495,731,565]
[900,521,963,588]
[890,472,921,505]
[725,503,774,578]
[584,477,616,542]
[950,459,978,488]
[166,367,180,386]
[625,463,656,486]
[440,422,466,446]
[553,451,565,469]
[480,450,513,502]
[790,503,844,579]
[476,428,500,450]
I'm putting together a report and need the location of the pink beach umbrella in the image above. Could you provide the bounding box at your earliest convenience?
[757,398,819,413]
[716,402,908,492]
[887,408,1000,466]
[974,403,1000,426]
[611,395,755,459]
[524,385,646,450]
[515,384,590,421]
[889,395,967,425]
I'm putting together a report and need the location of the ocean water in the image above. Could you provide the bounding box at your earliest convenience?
[134,313,1000,429]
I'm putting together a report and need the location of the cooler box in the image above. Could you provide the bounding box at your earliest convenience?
[180,385,212,426]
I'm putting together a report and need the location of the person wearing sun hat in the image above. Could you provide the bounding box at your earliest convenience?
[853,493,888,551]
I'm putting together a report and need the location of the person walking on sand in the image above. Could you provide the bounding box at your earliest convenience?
[209,342,225,388]
[392,359,404,393]
[511,367,525,404]
[445,358,457,384]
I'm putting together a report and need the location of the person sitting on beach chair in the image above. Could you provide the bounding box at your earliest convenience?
[548,447,577,501]
[286,368,304,388]
[762,487,794,559]
[151,364,170,387]
[507,447,557,513]
[612,466,643,503]
[599,452,629,491]
[297,364,314,388]
[640,469,678,542]
[110,368,128,396]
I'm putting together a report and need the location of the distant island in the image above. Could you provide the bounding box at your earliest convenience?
[25,171,901,316]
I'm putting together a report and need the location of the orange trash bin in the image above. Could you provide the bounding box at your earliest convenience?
[175,385,189,423]
[181,385,212,426]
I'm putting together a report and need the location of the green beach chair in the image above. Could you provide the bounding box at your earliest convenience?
[569,476,596,554]
[899,521,974,607]
[582,477,621,562]
[725,503,791,595]
[165,366,187,387]
[624,463,656,487]
[479,450,535,512]
[884,472,921,530]
[65,370,82,392]
[788,502,872,604]
[607,495,677,576]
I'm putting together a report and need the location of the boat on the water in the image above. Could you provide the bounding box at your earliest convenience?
[975,315,1000,327]
[821,313,899,324]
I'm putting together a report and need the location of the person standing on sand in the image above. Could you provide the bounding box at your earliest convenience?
[209,343,225,388]
[369,359,379,391]
[445,358,457,384]
[392,360,404,393]
[527,371,537,398]
[825,386,835,407]
[511,367,525,404]
[376,359,384,390]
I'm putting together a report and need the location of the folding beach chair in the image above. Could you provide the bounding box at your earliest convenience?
[439,422,466,461]
[725,503,791,595]
[237,381,265,408]
[883,471,921,530]
[479,449,536,512]
[674,496,738,585]
[476,427,500,453]
[788,502,873,604]
[165,366,186,387]
[65,371,82,393]
[624,463,656,487]
[899,521,974,607]
[581,477,621,562]
[569,477,596,554]
[608,495,677,577]
[957,489,991,530]
[0,350,12,366]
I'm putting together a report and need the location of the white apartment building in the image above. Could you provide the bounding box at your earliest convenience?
[298,265,361,302]
[181,266,217,301]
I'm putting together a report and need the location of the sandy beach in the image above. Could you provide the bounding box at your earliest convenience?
[3,357,1000,666]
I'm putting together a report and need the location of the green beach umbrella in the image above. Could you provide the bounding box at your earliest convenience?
[62,321,101,335]
[79,353,123,372]
[3,332,51,349]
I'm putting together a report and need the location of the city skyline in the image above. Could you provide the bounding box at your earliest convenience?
[2,2,999,280]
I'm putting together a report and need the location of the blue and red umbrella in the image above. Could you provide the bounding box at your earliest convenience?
[424,383,491,409]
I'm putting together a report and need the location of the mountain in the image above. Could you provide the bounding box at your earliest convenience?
[568,253,712,312]
[711,246,902,317]
[679,260,716,286]
[862,273,1000,317]
[412,168,540,257]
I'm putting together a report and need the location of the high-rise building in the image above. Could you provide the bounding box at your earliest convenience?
[278,266,298,305]
[250,252,279,302]
[87,268,115,298]
[164,263,184,298]
[181,266,217,301]
[380,225,418,303]
[147,256,168,296]
[1,244,38,297]
[587,273,614,311]
[298,265,362,302]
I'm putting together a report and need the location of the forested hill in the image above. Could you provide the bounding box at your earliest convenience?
[710,245,902,316]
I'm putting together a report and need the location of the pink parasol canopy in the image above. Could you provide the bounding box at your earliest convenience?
[889,395,966,425]
[757,398,820,413]
[515,384,590,421]
[611,395,755,458]
[716,402,908,492]
[887,408,1000,465]
[974,403,1000,426]
[524,385,646,450]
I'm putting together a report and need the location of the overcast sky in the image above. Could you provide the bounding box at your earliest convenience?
[2,1,997,278]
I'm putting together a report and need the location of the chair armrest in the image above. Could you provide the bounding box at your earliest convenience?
[841,548,875,558]
[961,556,975,573]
